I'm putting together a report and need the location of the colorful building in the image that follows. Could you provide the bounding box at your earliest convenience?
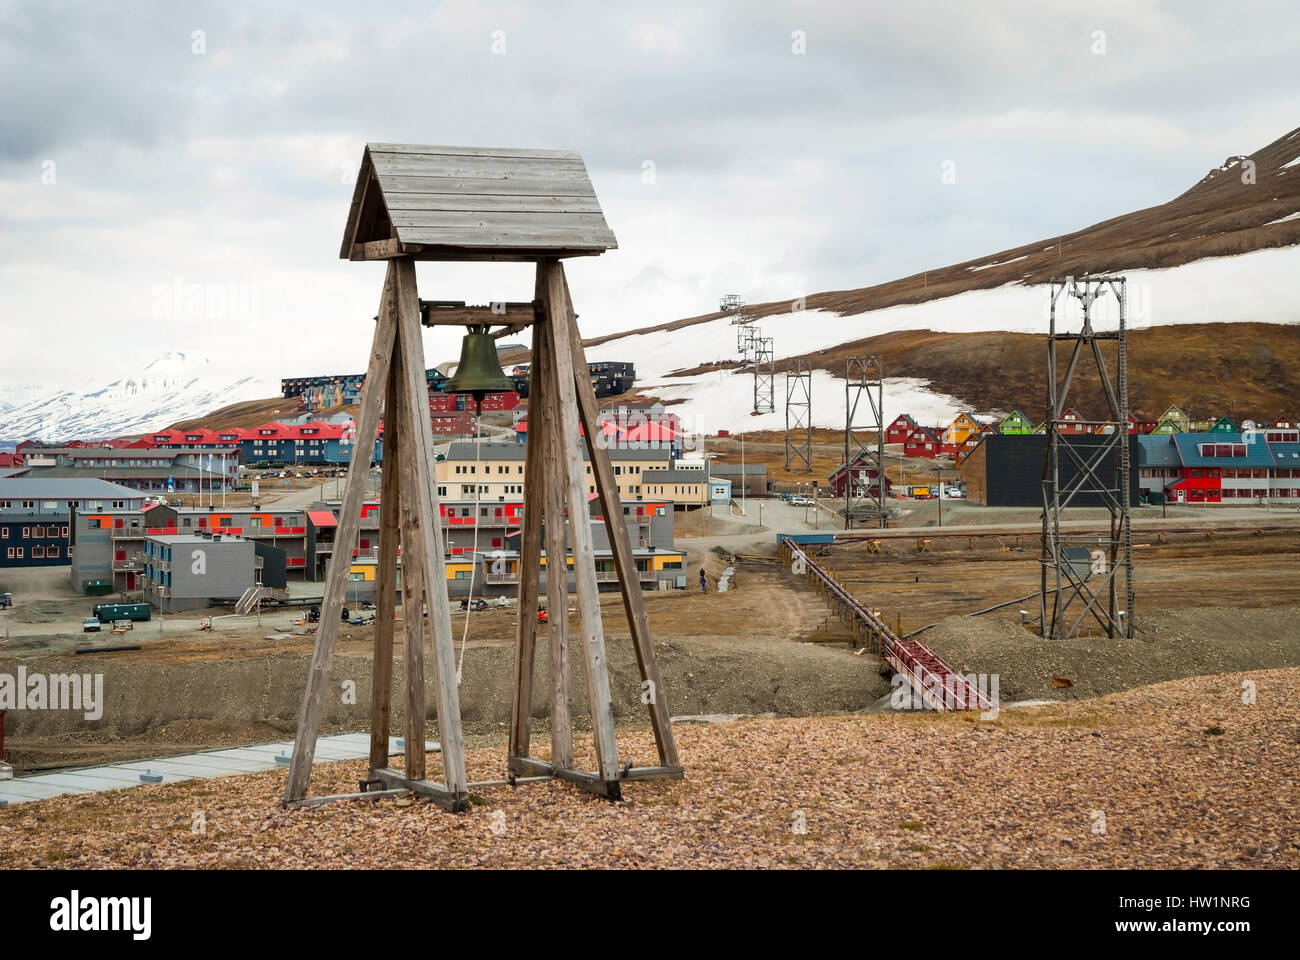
[1138,427,1300,503]
[2,478,145,570]
[942,412,985,447]
[885,414,919,444]
[903,426,941,459]
[997,411,1034,435]
[826,456,893,499]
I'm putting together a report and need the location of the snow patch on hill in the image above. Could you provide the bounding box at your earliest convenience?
[586,246,1300,434]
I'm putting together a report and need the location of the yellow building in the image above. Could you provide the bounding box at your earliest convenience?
[435,440,672,501]
[942,412,985,446]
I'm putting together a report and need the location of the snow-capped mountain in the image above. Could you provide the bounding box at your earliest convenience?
[0,383,42,414]
[0,352,274,442]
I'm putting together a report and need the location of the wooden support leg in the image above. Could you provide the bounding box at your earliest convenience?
[393,258,467,798]
[534,303,574,770]
[369,357,401,772]
[285,264,398,804]
[507,278,547,763]
[557,268,680,768]
[391,325,428,782]
[540,258,620,785]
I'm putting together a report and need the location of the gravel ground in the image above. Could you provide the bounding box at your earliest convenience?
[2,666,1294,869]
[919,605,1300,702]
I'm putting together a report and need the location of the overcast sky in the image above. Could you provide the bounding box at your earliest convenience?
[1,0,1298,388]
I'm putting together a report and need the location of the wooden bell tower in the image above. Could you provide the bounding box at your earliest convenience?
[284,144,681,809]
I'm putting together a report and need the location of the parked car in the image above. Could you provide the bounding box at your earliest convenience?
[82,616,101,633]
[0,592,12,608]
[789,496,814,507]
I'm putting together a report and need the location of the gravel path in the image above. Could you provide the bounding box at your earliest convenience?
[2,666,1294,869]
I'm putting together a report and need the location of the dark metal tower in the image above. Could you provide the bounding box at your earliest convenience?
[785,358,812,471]
[844,356,886,529]
[1040,276,1135,639]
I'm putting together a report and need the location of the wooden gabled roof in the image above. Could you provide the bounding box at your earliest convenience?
[341,143,617,261]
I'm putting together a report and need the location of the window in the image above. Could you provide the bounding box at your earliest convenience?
[0,528,6,539]
[348,572,366,581]
[15,548,22,559]
[32,546,44,558]
[5,548,12,559]
[22,527,30,538]
[48,546,59,558]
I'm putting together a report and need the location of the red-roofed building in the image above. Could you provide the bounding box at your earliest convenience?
[885,414,919,445]
[903,425,941,459]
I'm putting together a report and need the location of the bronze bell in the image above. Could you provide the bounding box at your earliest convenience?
[445,324,515,410]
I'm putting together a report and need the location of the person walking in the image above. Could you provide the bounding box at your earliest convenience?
[699,568,707,593]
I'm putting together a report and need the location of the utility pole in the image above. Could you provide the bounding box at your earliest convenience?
[935,463,943,528]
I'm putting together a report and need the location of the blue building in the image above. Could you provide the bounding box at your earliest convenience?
[1,478,146,568]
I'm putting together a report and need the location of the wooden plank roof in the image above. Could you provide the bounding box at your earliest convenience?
[341,143,617,261]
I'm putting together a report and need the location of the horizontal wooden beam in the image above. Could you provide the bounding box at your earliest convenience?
[370,767,471,812]
[508,756,554,778]
[349,238,403,261]
[507,756,682,788]
[420,301,541,327]
[387,244,606,262]
[285,788,408,809]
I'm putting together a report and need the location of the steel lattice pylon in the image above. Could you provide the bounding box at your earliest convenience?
[785,358,812,471]
[721,294,755,354]
[845,356,886,529]
[1040,276,1135,639]
[753,336,775,413]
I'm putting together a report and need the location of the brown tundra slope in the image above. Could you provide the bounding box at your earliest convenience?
[584,126,1300,421]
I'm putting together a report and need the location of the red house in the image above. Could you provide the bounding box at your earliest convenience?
[826,456,893,499]
[885,414,918,445]
[903,426,941,459]
[1057,407,1090,435]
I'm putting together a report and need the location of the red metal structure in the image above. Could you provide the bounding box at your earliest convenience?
[781,539,993,712]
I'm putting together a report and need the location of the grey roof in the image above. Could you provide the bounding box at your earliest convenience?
[25,466,228,480]
[148,532,252,544]
[706,463,768,475]
[444,441,670,462]
[643,469,708,483]
[0,477,146,499]
[342,143,617,259]
[30,446,237,457]
[1137,434,1182,468]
